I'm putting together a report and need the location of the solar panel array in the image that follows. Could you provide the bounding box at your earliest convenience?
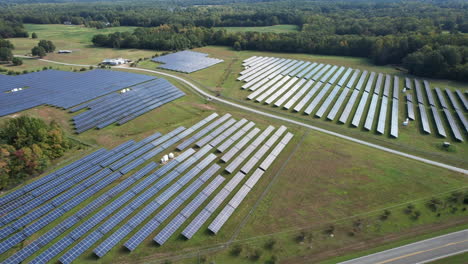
[71,79,185,133]
[0,70,154,117]
[152,50,224,73]
[0,112,294,263]
[240,56,468,142]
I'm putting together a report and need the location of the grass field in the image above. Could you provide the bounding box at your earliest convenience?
[1,24,467,264]
[6,24,156,65]
[216,24,300,33]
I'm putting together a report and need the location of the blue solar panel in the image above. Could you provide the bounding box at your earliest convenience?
[0,70,155,117]
[152,50,224,73]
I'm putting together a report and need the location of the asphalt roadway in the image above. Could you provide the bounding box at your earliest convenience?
[339,229,468,264]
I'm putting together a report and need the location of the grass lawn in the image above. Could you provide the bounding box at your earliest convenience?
[216,24,300,33]
[6,24,156,65]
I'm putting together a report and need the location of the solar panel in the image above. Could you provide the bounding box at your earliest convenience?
[327,88,350,121]
[407,98,415,120]
[315,85,341,118]
[446,89,461,110]
[363,94,380,130]
[354,71,368,91]
[265,77,299,105]
[293,81,321,112]
[153,214,186,245]
[374,73,384,95]
[455,110,468,133]
[207,205,235,234]
[351,91,370,127]
[152,50,223,73]
[255,76,291,102]
[0,70,155,117]
[383,74,391,97]
[390,99,399,138]
[434,87,448,109]
[221,128,260,163]
[430,106,446,137]
[377,97,389,134]
[283,79,315,110]
[445,110,464,141]
[418,104,431,134]
[339,89,360,124]
[364,72,376,92]
[326,66,345,84]
[393,76,400,99]
[423,80,435,106]
[304,83,332,115]
[337,68,353,87]
[244,169,265,189]
[455,89,468,111]
[181,209,211,239]
[414,80,424,104]
[274,78,307,107]
[405,77,412,89]
[296,63,318,78]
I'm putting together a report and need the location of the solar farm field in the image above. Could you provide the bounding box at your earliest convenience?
[0,111,296,263]
[173,46,468,168]
[0,66,466,264]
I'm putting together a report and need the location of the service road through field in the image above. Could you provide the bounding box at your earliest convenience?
[339,229,468,264]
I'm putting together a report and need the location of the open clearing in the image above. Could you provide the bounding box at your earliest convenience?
[7,24,156,65]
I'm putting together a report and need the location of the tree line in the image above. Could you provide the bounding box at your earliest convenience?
[92,25,468,82]
[0,116,74,190]
[1,0,468,34]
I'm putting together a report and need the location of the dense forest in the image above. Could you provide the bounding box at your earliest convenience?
[1,0,468,81]
[0,116,73,189]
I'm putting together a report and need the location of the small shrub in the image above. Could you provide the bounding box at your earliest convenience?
[404,204,415,214]
[426,198,443,212]
[264,239,276,250]
[324,225,335,235]
[412,210,421,220]
[249,249,262,261]
[230,244,242,256]
[79,67,86,71]
[380,209,391,220]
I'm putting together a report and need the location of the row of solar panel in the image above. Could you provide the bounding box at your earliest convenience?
[0,70,155,116]
[0,127,189,257]
[242,59,401,136]
[2,113,223,263]
[241,56,468,140]
[72,79,185,133]
[57,116,290,261]
[152,50,223,73]
[408,79,465,141]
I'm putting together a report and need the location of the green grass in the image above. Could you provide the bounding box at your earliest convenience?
[216,24,300,33]
[6,24,156,66]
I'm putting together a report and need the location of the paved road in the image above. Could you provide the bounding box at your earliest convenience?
[14,56,468,175]
[340,229,468,264]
